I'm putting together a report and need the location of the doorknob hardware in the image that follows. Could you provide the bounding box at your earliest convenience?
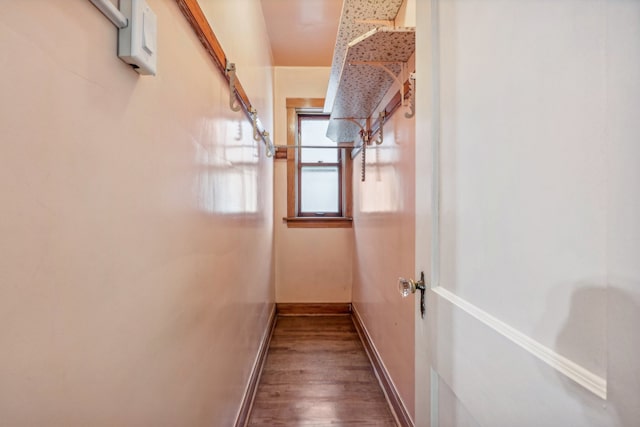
[398,272,427,318]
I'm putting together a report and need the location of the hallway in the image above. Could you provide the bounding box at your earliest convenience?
[247,315,397,426]
[1,1,639,426]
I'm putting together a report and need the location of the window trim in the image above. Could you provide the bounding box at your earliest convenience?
[283,98,352,228]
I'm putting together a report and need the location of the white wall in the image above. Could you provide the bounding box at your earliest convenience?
[273,67,353,303]
[416,0,640,426]
[0,1,274,425]
[438,0,608,376]
[604,2,640,422]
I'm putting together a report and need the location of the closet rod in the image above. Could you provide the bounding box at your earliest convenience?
[274,145,358,149]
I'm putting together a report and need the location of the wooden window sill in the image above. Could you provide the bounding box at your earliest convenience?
[283,217,353,228]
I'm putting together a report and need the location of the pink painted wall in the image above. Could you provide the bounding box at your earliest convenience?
[273,67,353,303]
[352,111,416,419]
[0,1,274,425]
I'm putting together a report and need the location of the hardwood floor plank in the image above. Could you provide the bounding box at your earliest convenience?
[247,316,397,427]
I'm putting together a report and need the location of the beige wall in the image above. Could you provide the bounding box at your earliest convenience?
[0,1,274,425]
[273,67,353,303]
[351,110,416,419]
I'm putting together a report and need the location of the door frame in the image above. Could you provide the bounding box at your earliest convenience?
[414,0,439,426]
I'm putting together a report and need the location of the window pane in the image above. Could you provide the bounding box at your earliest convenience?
[300,166,339,213]
[300,118,337,163]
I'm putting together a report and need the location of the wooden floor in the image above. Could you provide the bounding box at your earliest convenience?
[248,315,397,426]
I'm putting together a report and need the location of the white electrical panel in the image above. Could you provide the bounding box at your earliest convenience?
[118,0,157,75]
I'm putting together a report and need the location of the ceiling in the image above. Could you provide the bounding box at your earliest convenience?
[259,0,343,67]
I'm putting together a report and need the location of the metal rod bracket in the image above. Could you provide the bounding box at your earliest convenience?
[226,61,241,112]
[405,73,416,119]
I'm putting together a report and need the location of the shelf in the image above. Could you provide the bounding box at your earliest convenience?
[324,0,404,114]
[326,26,415,143]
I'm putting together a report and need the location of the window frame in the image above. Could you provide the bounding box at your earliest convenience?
[283,98,352,228]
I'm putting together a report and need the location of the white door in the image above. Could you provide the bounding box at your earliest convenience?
[413,1,640,426]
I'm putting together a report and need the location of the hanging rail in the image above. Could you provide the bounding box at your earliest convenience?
[175,0,272,152]
[274,145,358,149]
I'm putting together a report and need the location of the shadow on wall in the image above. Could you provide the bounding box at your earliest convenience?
[554,285,640,426]
[553,284,607,378]
[605,284,640,426]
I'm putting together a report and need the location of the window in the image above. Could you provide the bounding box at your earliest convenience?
[283,98,352,228]
[297,115,343,217]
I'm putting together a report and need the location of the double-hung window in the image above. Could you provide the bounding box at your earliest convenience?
[297,114,343,217]
[283,98,352,228]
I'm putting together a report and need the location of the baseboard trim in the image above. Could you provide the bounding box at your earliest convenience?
[276,302,352,316]
[351,306,414,427]
[235,304,277,427]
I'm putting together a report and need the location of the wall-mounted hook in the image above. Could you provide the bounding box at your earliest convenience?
[359,127,372,146]
[337,117,371,179]
[226,62,241,112]
[250,107,261,141]
[375,111,385,145]
[404,73,416,119]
